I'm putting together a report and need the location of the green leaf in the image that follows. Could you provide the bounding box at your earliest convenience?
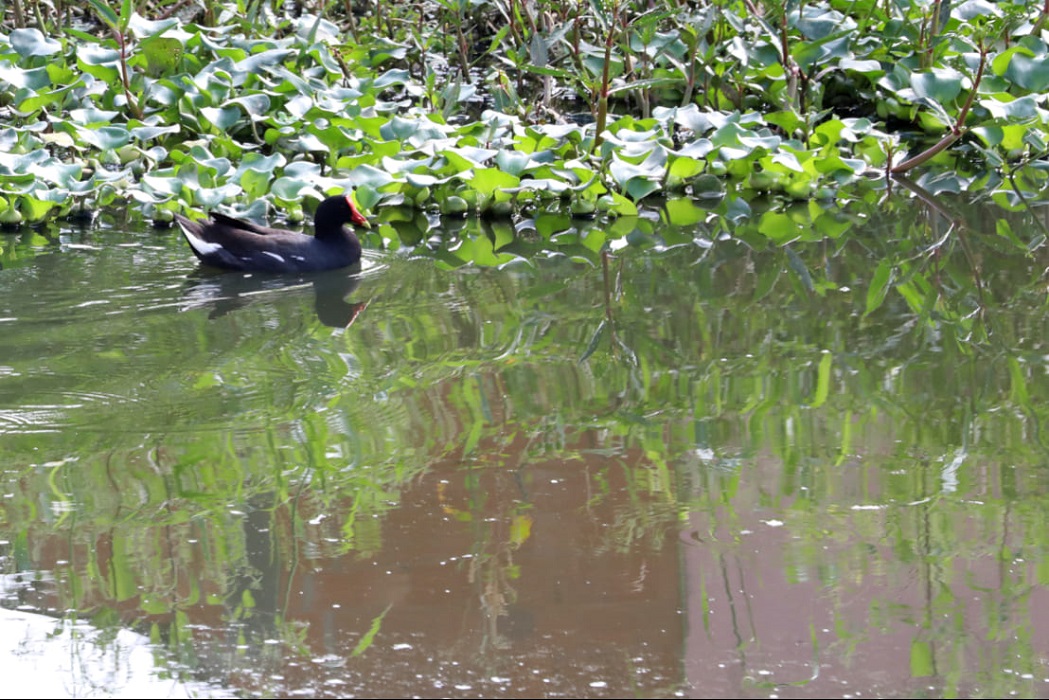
[757,212,801,243]
[785,246,814,292]
[809,351,832,408]
[240,169,271,199]
[579,320,608,363]
[86,0,119,29]
[910,640,934,677]
[910,68,963,105]
[995,219,1025,250]
[691,174,725,199]
[139,36,183,77]
[609,159,662,201]
[76,43,121,83]
[0,64,52,90]
[235,49,294,75]
[117,0,134,32]
[864,259,894,317]
[17,84,79,113]
[127,13,179,39]
[20,195,57,222]
[270,177,323,202]
[9,28,62,58]
[663,197,704,226]
[74,124,131,150]
[471,168,520,196]
[667,155,704,181]
[1004,53,1049,92]
[351,604,392,657]
[199,107,241,132]
[130,124,180,140]
[604,192,638,217]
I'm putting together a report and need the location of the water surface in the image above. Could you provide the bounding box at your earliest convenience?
[2,198,1049,698]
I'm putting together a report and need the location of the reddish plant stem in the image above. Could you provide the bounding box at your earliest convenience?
[592,1,622,151]
[117,31,143,120]
[891,41,987,175]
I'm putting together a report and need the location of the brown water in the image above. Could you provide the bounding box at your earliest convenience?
[2,197,1049,698]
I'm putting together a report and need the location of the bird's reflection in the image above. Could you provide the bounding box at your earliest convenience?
[180,266,368,328]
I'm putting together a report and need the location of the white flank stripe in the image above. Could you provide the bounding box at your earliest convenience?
[261,251,286,263]
[178,223,224,256]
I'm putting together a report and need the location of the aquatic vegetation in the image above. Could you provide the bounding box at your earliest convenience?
[0,0,1045,247]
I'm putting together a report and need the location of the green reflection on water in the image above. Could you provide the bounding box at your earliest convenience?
[1,194,1049,697]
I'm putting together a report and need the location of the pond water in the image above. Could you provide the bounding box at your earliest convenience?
[2,194,1049,698]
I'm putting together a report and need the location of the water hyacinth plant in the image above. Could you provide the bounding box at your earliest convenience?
[0,0,1045,244]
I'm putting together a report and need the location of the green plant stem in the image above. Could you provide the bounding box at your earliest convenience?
[342,0,360,42]
[117,31,144,120]
[592,18,616,150]
[11,0,25,27]
[1034,0,1049,35]
[1004,152,1049,241]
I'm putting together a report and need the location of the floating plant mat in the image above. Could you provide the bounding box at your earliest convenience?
[0,1,1046,232]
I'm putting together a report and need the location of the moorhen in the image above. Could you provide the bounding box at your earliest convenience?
[175,194,369,273]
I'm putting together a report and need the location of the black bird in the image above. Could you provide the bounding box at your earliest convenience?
[175,194,369,273]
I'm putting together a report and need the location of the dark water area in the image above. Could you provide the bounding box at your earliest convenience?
[2,195,1049,698]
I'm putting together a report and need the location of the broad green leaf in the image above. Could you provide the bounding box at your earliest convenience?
[373,68,411,89]
[9,28,62,58]
[691,174,724,199]
[17,84,79,113]
[20,195,58,222]
[240,169,271,199]
[234,49,294,75]
[76,43,121,83]
[139,36,184,77]
[609,159,662,201]
[144,172,185,196]
[667,156,704,180]
[199,107,241,132]
[130,124,181,141]
[604,192,638,217]
[663,197,704,226]
[0,64,52,90]
[471,168,520,196]
[74,125,132,150]
[910,68,963,105]
[127,12,179,39]
[757,212,801,243]
[495,150,533,177]
[1002,53,1049,92]
[979,94,1042,121]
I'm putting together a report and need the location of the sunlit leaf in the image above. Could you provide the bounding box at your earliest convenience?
[663,197,704,226]
[471,168,520,196]
[200,107,241,132]
[9,28,62,58]
[139,36,183,77]
[909,68,964,105]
